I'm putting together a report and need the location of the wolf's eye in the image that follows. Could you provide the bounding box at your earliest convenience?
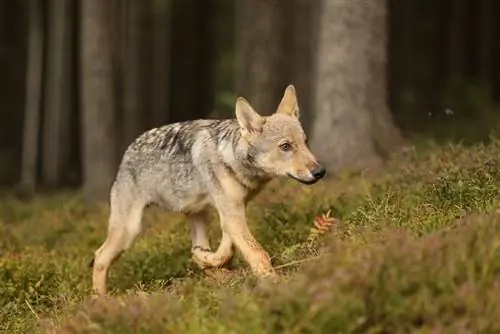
[280,142,292,152]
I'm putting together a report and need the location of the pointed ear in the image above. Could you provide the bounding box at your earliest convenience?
[235,97,265,136]
[276,84,299,119]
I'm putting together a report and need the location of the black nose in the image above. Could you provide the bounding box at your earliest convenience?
[311,165,326,180]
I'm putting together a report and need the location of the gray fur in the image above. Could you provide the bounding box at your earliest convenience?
[113,119,267,213]
[91,85,326,295]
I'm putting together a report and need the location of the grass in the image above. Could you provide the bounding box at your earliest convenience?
[2,139,500,333]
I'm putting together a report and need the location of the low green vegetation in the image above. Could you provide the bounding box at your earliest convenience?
[2,139,500,333]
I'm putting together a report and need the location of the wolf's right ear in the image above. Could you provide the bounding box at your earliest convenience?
[276,84,299,119]
[236,97,264,137]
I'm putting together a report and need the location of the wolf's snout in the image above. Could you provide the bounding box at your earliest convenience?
[310,165,326,180]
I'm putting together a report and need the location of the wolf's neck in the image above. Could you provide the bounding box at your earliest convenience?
[217,124,271,190]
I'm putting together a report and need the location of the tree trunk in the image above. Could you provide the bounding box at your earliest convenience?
[139,2,155,130]
[19,0,44,196]
[493,1,500,101]
[389,0,417,125]
[121,0,145,151]
[151,0,171,127]
[80,0,117,203]
[110,0,126,154]
[235,0,284,115]
[169,0,214,123]
[42,0,74,188]
[448,0,467,80]
[288,0,320,132]
[310,0,402,174]
[477,0,492,86]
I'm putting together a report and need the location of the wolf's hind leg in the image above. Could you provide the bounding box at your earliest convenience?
[92,195,145,296]
[189,210,234,269]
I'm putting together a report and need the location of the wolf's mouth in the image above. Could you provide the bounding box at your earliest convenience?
[286,173,319,185]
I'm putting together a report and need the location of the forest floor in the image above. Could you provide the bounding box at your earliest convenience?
[2,133,500,333]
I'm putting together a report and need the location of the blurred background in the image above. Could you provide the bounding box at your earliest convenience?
[0,0,499,203]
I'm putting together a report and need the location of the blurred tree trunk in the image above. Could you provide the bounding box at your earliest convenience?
[42,0,74,187]
[236,0,319,126]
[110,0,125,154]
[1,0,28,186]
[310,0,402,174]
[477,0,492,86]
[169,0,214,122]
[448,0,467,80]
[121,0,145,151]
[19,0,44,196]
[235,0,284,115]
[151,0,171,127]
[288,0,320,132]
[492,1,500,101]
[139,2,155,130]
[80,0,117,203]
[389,0,416,125]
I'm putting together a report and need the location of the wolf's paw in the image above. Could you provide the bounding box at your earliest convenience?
[191,247,234,269]
[253,264,277,279]
[191,253,212,269]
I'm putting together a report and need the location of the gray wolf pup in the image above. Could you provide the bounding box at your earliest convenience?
[91,85,326,295]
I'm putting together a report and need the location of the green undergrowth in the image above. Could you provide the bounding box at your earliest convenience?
[1,140,500,333]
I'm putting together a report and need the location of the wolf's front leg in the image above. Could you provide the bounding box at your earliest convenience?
[188,211,234,268]
[218,206,276,277]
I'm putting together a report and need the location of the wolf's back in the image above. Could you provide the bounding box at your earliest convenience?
[111,119,240,204]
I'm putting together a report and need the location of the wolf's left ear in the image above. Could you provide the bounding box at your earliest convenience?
[276,84,299,119]
[236,97,265,137]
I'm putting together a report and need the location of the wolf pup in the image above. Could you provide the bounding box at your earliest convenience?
[91,85,326,295]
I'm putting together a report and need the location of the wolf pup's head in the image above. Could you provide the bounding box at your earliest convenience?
[236,85,325,185]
